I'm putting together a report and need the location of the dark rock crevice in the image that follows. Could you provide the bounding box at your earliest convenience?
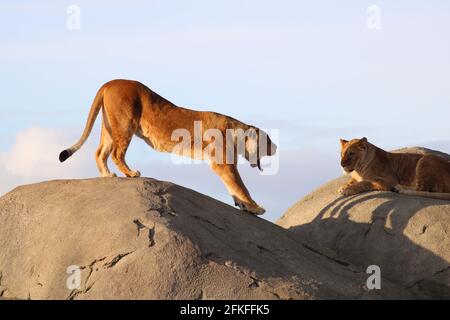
[133,219,155,247]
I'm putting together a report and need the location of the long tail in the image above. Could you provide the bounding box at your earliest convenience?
[397,189,450,201]
[59,86,105,162]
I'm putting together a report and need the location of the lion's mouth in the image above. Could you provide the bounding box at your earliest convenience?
[251,159,263,171]
[341,166,352,174]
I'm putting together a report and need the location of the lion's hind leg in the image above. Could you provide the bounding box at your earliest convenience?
[95,123,116,178]
[111,140,141,178]
[107,116,141,178]
[210,163,265,215]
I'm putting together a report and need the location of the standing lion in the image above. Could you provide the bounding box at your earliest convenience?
[59,79,277,215]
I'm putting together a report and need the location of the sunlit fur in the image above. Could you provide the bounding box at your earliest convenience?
[338,137,450,200]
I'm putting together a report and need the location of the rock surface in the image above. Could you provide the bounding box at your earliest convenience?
[0,177,410,300]
[277,147,450,299]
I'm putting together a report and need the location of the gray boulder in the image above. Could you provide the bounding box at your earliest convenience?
[0,177,409,299]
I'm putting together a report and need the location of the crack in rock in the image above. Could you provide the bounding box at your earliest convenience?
[66,251,136,300]
[153,188,176,216]
[433,266,450,276]
[82,257,107,285]
[193,215,226,231]
[270,291,281,299]
[302,243,354,269]
[104,251,135,268]
[418,224,429,235]
[133,219,146,237]
[137,181,176,217]
[249,276,260,288]
[133,219,156,247]
[406,266,450,292]
[67,280,97,300]
[0,272,5,297]
[247,241,274,255]
[66,257,107,300]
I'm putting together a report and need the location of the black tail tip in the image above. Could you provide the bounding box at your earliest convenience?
[59,150,71,162]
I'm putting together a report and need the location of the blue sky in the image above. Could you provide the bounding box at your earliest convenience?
[1,1,450,221]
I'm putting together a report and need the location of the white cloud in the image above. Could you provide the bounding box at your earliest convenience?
[0,127,96,195]
[3,127,67,177]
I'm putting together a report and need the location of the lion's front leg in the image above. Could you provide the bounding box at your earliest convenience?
[339,180,392,196]
[210,163,265,215]
[337,178,357,195]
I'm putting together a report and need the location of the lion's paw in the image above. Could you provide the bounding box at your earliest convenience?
[337,185,347,195]
[102,172,117,178]
[128,170,141,178]
[247,204,266,215]
[338,186,356,196]
[232,196,265,215]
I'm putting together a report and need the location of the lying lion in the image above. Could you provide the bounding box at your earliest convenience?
[59,79,277,215]
[338,137,450,200]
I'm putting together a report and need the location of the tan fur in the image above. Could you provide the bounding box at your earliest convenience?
[338,137,450,200]
[59,79,277,215]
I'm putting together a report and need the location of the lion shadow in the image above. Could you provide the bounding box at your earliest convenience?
[288,191,450,299]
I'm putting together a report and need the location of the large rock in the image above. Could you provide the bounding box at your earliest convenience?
[277,147,450,299]
[0,178,409,300]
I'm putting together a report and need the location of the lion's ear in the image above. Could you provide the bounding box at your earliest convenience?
[340,139,348,147]
[357,137,369,150]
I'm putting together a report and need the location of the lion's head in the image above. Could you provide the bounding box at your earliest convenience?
[244,127,277,171]
[339,137,371,173]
